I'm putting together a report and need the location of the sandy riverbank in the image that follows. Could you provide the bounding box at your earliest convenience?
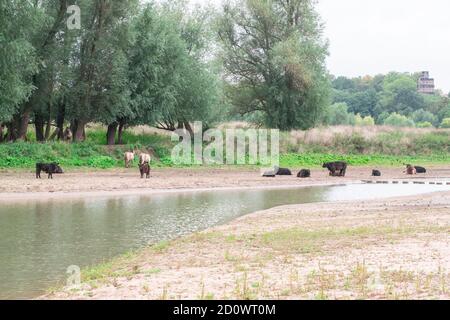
[1,166,450,200]
[31,166,449,300]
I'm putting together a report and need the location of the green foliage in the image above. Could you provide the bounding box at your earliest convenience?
[377,73,424,115]
[416,121,433,128]
[323,103,355,125]
[355,114,375,126]
[324,103,355,126]
[411,109,437,126]
[0,129,175,169]
[218,0,330,130]
[441,118,450,129]
[0,0,38,122]
[280,153,449,168]
[383,113,415,127]
[87,156,117,169]
[330,72,447,126]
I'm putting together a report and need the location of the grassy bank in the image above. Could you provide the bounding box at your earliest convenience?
[1,125,449,169]
[0,129,175,169]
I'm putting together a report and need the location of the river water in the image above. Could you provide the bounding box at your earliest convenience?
[0,183,447,299]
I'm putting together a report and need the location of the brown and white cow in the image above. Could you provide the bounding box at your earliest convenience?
[139,153,151,165]
[124,151,135,168]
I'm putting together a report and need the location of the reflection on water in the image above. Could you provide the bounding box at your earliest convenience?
[0,183,447,299]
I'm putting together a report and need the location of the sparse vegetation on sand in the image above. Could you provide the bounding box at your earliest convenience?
[45,191,450,300]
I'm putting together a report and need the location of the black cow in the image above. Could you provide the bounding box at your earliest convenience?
[276,167,292,176]
[139,162,151,179]
[415,166,427,174]
[36,163,64,179]
[323,161,347,177]
[297,169,311,178]
[372,170,381,177]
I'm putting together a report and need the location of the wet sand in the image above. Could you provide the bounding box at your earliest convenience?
[1,166,450,200]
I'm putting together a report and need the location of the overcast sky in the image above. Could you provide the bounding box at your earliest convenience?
[194,0,450,92]
[317,0,450,93]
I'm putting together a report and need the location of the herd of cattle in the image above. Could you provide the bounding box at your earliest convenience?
[262,161,427,179]
[34,155,426,180]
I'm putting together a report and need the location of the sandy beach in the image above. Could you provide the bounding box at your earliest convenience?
[9,165,444,300]
[1,166,450,199]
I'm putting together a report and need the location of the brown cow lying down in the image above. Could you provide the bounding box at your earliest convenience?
[139,162,151,179]
[372,170,381,177]
[415,166,427,173]
[36,163,64,179]
[405,164,416,175]
[297,169,311,178]
[323,161,347,177]
[261,168,276,177]
[276,167,292,175]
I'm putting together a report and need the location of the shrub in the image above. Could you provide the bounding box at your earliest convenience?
[441,118,450,129]
[325,103,355,126]
[383,113,415,127]
[355,114,375,126]
[411,109,437,126]
[416,121,433,128]
[87,156,117,169]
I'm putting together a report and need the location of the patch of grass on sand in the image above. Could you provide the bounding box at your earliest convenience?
[257,225,448,254]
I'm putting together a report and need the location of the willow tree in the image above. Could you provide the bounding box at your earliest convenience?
[127,3,221,136]
[218,0,330,130]
[0,0,38,141]
[68,0,138,142]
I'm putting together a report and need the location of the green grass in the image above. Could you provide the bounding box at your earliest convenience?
[0,129,176,169]
[0,128,449,169]
[280,153,450,168]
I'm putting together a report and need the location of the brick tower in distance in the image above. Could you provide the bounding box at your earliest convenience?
[417,71,435,94]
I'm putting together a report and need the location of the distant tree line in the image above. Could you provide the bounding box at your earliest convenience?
[325,73,450,128]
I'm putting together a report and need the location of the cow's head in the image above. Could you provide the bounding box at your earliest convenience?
[52,163,64,174]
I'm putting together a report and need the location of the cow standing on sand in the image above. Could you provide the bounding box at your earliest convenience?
[139,162,151,179]
[124,151,135,168]
[36,163,64,179]
[139,153,151,165]
[323,161,347,177]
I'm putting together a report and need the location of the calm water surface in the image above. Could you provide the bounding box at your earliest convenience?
[0,183,448,299]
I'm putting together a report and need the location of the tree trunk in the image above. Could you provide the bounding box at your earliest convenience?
[44,120,52,141]
[70,120,77,141]
[56,103,65,140]
[17,109,32,141]
[118,121,125,145]
[184,121,194,137]
[74,120,86,142]
[106,123,118,145]
[0,124,3,143]
[44,103,52,141]
[49,128,60,141]
[35,112,45,142]
[6,122,17,141]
